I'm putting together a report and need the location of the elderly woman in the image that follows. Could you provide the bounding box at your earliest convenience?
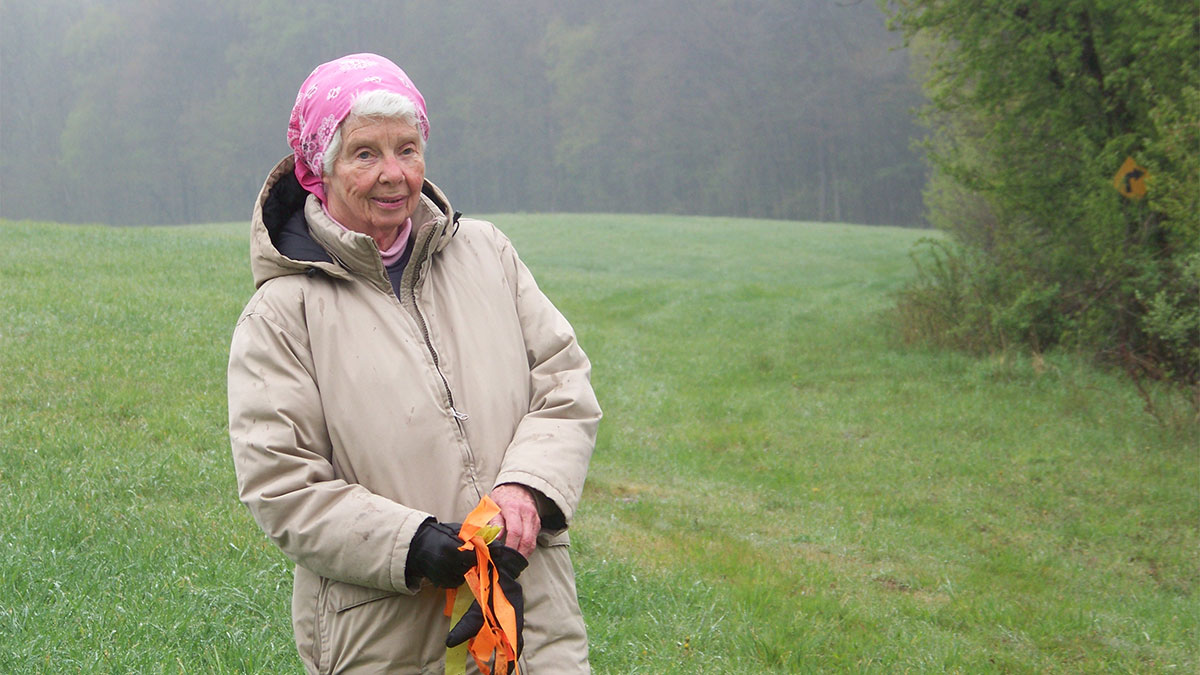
[227,53,600,673]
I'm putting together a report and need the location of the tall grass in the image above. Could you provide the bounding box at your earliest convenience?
[1,216,1195,672]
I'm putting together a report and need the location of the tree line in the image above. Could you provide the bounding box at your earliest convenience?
[0,0,926,227]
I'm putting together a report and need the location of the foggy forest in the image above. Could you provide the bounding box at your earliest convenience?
[1,0,927,227]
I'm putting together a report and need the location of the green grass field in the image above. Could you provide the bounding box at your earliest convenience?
[1,216,1195,673]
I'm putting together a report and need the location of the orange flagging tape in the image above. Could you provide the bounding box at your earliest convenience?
[443,496,520,675]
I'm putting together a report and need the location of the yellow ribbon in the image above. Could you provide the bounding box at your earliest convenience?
[444,585,477,675]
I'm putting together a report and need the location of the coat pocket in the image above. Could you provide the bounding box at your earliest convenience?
[315,579,438,673]
[536,529,570,548]
[315,579,401,673]
[326,579,400,613]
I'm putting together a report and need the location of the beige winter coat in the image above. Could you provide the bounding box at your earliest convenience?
[228,157,600,674]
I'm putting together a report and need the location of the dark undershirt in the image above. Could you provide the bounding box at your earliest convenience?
[384,241,414,298]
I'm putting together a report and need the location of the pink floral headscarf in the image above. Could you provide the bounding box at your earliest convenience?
[287,53,429,203]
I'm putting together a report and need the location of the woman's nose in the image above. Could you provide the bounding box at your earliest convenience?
[378,154,404,183]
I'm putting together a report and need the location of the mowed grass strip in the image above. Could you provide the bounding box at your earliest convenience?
[1,216,1196,673]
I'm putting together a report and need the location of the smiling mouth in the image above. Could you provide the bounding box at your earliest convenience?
[374,196,407,205]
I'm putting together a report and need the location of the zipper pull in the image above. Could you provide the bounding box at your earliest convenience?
[451,408,470,422]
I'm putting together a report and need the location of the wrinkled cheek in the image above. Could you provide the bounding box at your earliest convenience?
[345,184,372,204]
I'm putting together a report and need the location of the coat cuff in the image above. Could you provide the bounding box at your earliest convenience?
[493,471,574,530]
[389,508,433,594]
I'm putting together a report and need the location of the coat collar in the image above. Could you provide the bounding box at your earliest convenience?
[250,155,456,289]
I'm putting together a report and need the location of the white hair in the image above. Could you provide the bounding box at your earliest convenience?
[322,90,424,174]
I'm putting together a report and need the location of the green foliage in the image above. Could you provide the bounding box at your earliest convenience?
[884,0,1200,386]
[895,238,1065,352]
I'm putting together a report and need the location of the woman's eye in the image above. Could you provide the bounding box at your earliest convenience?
[356,150,372,160]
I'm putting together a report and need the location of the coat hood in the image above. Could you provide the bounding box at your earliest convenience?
[248,155,457,289]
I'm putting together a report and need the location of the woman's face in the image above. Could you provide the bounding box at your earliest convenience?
[323,115,425,241]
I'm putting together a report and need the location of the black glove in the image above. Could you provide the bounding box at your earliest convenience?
[405,519,476,588]
[445,544,528,665]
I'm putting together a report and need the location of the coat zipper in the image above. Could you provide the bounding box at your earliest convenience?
[404,225,481,494]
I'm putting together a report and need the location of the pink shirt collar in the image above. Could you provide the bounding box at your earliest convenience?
[378,219,412,266]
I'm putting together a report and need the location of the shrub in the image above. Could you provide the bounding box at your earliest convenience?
[885,0,1200,389]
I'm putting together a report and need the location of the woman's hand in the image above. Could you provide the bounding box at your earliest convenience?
[488,483,540,557]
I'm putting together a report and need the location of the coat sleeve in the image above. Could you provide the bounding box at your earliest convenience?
[491,235,602,530]
[227,293,429,593]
